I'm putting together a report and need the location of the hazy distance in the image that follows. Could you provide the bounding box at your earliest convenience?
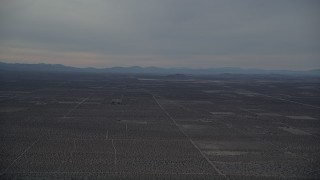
[0,0,319,70]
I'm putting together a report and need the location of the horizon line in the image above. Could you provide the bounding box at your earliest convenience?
[1,61,319,72]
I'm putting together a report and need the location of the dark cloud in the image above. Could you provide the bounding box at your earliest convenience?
[0,0,319,69]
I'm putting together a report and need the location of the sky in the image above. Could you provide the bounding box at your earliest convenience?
[0,0,319,70]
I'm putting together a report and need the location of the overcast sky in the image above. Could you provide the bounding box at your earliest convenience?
[0,0,319,70]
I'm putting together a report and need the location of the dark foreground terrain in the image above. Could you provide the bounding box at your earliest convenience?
[0,71,319,179]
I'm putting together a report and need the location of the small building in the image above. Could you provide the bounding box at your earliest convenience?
[111,98,122,105]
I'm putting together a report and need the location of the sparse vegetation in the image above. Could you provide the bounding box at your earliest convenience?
[0,71,319,179]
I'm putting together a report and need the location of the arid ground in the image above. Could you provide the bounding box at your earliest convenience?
[1,71,319,179]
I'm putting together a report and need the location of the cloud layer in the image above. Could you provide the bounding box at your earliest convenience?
[0,0,319,69]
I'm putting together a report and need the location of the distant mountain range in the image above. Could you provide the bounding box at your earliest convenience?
[0,62,319,76]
